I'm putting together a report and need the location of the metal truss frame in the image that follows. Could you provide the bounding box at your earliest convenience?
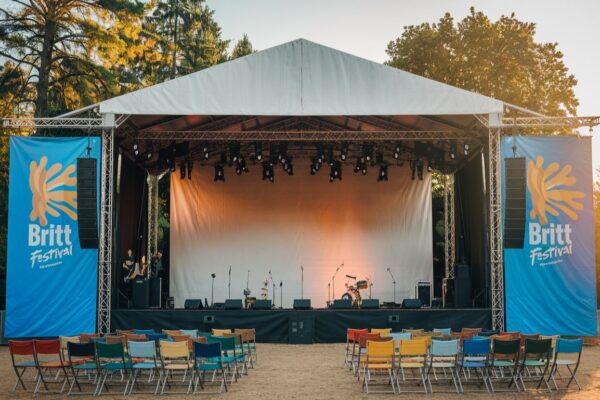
[98,128,114,334]
[443,174,456,280]
[131,130,478,141]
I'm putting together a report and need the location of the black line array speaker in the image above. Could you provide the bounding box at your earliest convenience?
[293,299,311,310]
[76,158,98,249]
[453,263,472,308]
[254,300,272,310]
[504,157,526,249]
[184,299,203,310]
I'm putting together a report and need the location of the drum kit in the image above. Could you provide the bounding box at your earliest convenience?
[340,275,372,308]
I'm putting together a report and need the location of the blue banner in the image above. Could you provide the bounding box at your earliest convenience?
[6,137,100,338]
[502,136,597,336]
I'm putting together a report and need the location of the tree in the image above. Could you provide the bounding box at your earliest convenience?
[230,34,254,59]
[0,0,146,117]
[386,7,578,116]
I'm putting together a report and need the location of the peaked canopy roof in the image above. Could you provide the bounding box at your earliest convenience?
[99,38,504,117]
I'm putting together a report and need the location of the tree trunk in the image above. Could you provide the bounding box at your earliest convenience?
[35,17,57,119]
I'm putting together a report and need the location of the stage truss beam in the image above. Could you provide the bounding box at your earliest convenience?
[98,127,114,334]
[444,174,456,280]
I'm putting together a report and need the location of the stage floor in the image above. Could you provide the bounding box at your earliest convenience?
[112,308,491,343]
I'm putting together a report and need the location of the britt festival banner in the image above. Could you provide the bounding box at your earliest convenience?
[502,136,597,336]
[6,137,100,338]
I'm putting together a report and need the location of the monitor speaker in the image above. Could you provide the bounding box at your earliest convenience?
[401,298,422,309]
[504,157,526,248]
[254,300,272,310]
[184,299,203,310]
[360,299,380,309]
[333,299,352,309]
[293,299,311,310]
[224,299,243,310]
[76,158,98,249]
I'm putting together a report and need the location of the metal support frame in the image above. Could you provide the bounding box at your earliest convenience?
[98,127,114,334]
[443,174,456,279]
[146,173,160,261]
[488,119,504,331]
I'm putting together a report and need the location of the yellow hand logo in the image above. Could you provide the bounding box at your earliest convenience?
[29,156,77,226]
[527,156,584,225]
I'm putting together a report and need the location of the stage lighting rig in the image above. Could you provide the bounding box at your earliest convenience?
[214,163,225,182]
[464,143,470,156]
[262,161,274,182]
[341,143,349,161]
[202,145,210,160]
[449,151,456,160]
[229,142,241,164]
[329,160,342,182]
[378,164,388,182]
[235,155,249,175]
[393,145,401,160]
[362,143,373,162]
[327,145,335,166]
[283,156,294,176]
[133,141,139,157]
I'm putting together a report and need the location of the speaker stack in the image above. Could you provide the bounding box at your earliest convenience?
[76,158,98,249]
[504,157,526,249]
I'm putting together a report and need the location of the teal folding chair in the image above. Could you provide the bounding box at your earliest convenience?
[549,338,583,390]
[67,341,98,395]
[192,341,228,394]
[94,342,132,395]
[517,338,553,392]
[127,340,162,395]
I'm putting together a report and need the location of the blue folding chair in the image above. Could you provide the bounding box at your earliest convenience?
[550,338,583,390]
[192,342,228,394]
[426,339,461,393]
[458,338,490,392]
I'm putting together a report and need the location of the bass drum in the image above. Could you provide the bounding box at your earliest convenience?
[341,292,353,301]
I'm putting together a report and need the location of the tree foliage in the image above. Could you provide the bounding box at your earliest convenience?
[231,33,254,59]
[386,7,578,116]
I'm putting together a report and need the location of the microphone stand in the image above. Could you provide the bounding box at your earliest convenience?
[280,281,283,309]
[327,282,331,307]
[269,270,275,308]
[228,265,231,299]
[301,265,304,299]
[331,262,344,301]
[211,273,216,307]
[386,268,397,305]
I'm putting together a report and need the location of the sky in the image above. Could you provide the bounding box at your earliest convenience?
[206,0,600,172]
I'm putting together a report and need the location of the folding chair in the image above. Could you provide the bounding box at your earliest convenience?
[235,328,257,366]
[33,339,71,394]
[363,339,396,394]
[487,338,520,392]
[396,338,428,393]
[8,340,36,392]
[134,329,156,335]
[147,332,168,342]
[116,329,135,335]
[370,328,392,337]
[212,328,232,336]
[192,341,228,394]
[517,338,552,392]
[211,335,244,383]
[480,329,500,337]
[461,327,482,336]
[403,328,424,335]
[426,339,461,393]
[94,341,132,396]
[225,332,251,375]
[354,333,381,378]
[458,337,490,392]
[59,336,80,361]
[389,332,411,353]
[180,329,198,338]
[163,329,182,337]
[66,341,98,395]
[127,340,162,395]
[345,329,368,367]
[549,338,583,390]
[159,339,193,394]
[433,328,452,336]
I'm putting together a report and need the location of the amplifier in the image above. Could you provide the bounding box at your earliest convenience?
[361,299,380,309]
[415,280,432,307]
[253,300,272,310]
[293,299,311,310]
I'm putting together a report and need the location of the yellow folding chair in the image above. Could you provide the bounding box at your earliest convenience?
[363,340,396,394]
[162,329,181,337]
[370,328,392,338]
[211,329,232,337]
[159,340,192,394]
[397,339,428,393]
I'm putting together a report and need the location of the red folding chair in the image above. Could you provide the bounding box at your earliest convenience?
[33,339,71,394]
[8,340,36,392]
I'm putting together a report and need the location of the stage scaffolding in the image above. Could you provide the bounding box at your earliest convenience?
[2,112,598,333]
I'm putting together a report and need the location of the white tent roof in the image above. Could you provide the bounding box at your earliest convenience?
[98,38,504,116]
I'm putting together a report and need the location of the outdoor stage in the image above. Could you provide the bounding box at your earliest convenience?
[111,308,491,343]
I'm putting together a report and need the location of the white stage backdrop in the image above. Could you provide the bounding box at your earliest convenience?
[170,161,432,308]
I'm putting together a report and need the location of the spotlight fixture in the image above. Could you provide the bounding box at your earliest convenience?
[378,164,388,182]
[450,152,456,160]
[187,159,193,179]
[214,163,225,182]
[464,143,470,156]
[341,143,349,161]
[235,155,248,175]
[393,145,400,160]
[362,143,373,162]
[229,142,240,165]
[262,161,274,183]
[133,142,139,157]
[283,156,294,176]
[202,145,210,160]
[327,145,335,166]
[361,164,368,175]
[180,161,186,180]
[354,157,363,173]
[255,142,263,161]
[329,160,342,182]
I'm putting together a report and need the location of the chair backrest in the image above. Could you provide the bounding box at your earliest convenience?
[492,338,520,355]
[524,338,551,357]
[347,328,369,342]
[116,329,135,335]
[9,340,34,356]
[461,327,482,335]
[462,338,490,356]
[193,341,221,359]
[147,333,168,342]
[128,340,157,359]
[134,329,156,335]
[399,339,428,356]
[431,339,459,356]
[358,333,381,348]
[180,329,198,338]
[34,339,61,355]
[519,333,540,347]
[212,328,232,336]
[170,334,191,342]
[433,328,452,336]
[197,331,213,338]
[390,332,411,343]
[59,336,80,351]
[67,342,95,358]
[124,333,147,341]
[91,337,106,344]
[193,336,208,344]
[403,328,424,335]
[235,329,255,342]
[215,336,236,352]
[79,333,100,343]
[160,339,190,359]
[366,339,395,359]
[370,328,391,337]
[500,331,520,339]
[556,338,583,354]
[105,335,126,345]
[479,329,500,337]
[96,342,125,359]
[162,329,181,337]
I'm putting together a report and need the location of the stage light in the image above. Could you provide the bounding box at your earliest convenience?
[133,142,139,157]
[464,143,469,156]
[283,156,294,176]
[262,161,274,183]
[362,143,373,162]
[361,164,368,175]
[229,142,240,164]
[450,152,456,160]
[255,142,263,161]
[214,163,225,182]
[393,145,400,160]
[427,163,433,173]
[329,161,342,182]
[327,146,335,166]
[378,164,388,182]
[202,145,210,160]
[341,143,348,161]
[187,160,193,179]
[354,157,362,173]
